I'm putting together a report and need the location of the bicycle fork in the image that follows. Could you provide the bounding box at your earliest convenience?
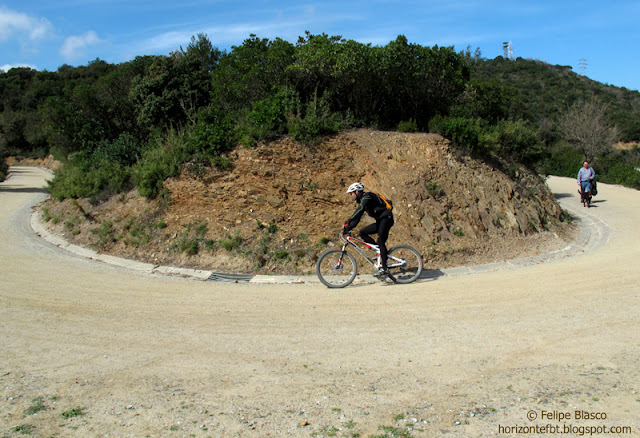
[333,244,351,270]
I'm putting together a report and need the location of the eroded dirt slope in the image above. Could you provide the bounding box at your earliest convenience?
[40,129,575,274]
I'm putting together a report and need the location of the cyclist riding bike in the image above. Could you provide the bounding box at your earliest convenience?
[343,182,394,277]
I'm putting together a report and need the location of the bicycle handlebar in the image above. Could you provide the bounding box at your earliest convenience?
[338,231,351,243]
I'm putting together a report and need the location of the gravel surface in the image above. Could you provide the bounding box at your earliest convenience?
[1,167,638,438]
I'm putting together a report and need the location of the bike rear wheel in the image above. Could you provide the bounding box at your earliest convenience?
[316,249,358,288]
[387,245,423,284]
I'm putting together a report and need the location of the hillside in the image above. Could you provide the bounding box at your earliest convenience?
[5,38,640,201]
[38,129,576,275]
[473,57,640,141]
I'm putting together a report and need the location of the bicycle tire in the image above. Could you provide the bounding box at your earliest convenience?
[387,245,423,284]
[316,249,358,288]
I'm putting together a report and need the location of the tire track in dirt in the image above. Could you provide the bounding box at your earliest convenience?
[1,168,639,437]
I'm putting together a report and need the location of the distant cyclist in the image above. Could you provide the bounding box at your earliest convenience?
[343,182,394,276]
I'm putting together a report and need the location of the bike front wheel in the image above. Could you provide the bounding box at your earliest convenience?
[316,249,358,288]
[387,245,423,284]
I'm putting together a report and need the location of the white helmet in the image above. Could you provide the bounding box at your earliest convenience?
[346,182,364,193]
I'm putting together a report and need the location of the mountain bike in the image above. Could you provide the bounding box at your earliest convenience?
[316,232,423,288]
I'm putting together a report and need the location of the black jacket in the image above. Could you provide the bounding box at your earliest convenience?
[345,192,393,231]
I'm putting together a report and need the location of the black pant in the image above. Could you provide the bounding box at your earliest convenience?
[359,216,394,269]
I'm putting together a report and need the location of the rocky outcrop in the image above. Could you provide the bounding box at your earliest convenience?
[40,129,574,273]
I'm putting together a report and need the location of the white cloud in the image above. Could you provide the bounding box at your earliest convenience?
[1,63,37,72]
[60,31,103,60]
[0,7,52,42]
[134,21,304,55]
[142,30,194,52]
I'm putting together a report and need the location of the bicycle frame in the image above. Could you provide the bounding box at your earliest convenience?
[339,233,380,267]
[339,233,407,270]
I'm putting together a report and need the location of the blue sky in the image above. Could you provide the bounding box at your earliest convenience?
[1,0,639,91]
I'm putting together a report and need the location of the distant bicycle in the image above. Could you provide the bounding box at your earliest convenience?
[316,231,423,288]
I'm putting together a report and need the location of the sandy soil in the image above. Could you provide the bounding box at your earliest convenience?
[1,167,638,438]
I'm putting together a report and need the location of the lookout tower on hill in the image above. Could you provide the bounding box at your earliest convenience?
[502,41,514,60]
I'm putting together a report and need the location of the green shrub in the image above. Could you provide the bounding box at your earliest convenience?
[431,116,545,167]
[257,234,271,254]
[47,133,143,201]
[220,231,243,252]
[430,116,483,152]
[203,239,216,251]
[189,106,234,156]
[178,238,198,255]
[171,223,208,255]
[61,407,85,418]
[92,132,143,166]
[482,119,546,166]
[237,87,299,147]
[273,250,289,260]
[64,216,81,232]
[596,159,640,189]
[0,158,7,182]
[47,150,133,201]
[92,221,116,248]
[90,161,133,196]
[42,207,52,222]
[185,153,209,178]
[133,130,187,198]
[397,118,418,132]
[210,155,234,170]
[541,145,583,177]
[135,122,235,199]
[372,425,412,438]
[11,424,35,434]
[427,114,447,135]
[265,221,278,234]
[48,162,128,200]
[124,221,151,247]
[425,181,445,199]
[288,92,344,145]
[25,397,47,415]
[133,148,176,198]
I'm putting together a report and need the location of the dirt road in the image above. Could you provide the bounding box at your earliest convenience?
[1,167,638,437]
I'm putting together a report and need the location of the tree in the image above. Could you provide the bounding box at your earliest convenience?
[376,37,469,129]
[452,78,521,123]
[557,98,619,161]
[212,35,294,112]
[0,135,8,181]
[288,32,343,99]
[0,68,62,156]
[131,34,222,130]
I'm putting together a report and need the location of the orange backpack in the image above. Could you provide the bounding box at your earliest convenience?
[374,192,393,211]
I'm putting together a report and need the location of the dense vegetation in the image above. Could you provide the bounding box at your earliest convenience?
[1,33,639,190]
[472,57,640,187]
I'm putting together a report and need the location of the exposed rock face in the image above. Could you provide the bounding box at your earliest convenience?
[342,130,562,243]
[40,129,574,274]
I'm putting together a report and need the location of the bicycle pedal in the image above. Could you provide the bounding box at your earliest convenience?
[374,269,390,278]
